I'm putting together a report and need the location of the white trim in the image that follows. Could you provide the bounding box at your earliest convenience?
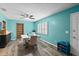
[70,13,73,54]
[70,13,72,49]
[39,39,57,47]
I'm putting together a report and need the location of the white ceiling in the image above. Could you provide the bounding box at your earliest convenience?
[0,3,78,22]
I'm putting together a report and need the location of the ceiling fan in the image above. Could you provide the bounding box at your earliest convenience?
[20,13,35,19]
[15,9,35,19]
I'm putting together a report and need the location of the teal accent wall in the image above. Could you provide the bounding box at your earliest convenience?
[6,19,34,40]
[0,11,6,31]
[35,5,79,45]
[0,12,6,22]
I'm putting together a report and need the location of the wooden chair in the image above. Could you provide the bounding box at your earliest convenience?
[27,36,37,49]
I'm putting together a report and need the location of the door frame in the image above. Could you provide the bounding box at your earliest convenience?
[16,23,24,39]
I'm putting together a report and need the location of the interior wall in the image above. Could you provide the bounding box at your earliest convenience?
[6,19,34,40]
[35,5,79,45]
[0,12,6,22]
[0,12,7,31]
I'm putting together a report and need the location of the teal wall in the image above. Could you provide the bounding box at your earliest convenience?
[35,5,79,45]
[6,19,34,40]
[0,12,6,31]
[0,12,6,22]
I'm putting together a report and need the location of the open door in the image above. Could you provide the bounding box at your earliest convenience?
[16,23,24,39]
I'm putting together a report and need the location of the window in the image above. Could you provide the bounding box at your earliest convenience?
[37,22,48,35]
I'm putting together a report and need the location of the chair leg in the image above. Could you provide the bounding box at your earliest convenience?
[28,44,37,50]
[28,45,32,50]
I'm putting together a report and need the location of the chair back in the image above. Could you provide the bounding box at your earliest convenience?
[30,36,37,45]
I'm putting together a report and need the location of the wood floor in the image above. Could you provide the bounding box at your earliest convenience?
[0,39,65,56]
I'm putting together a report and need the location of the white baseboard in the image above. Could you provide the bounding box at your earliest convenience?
[39,39,57,48]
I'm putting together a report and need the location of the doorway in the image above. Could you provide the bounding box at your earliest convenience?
[16,23,24,39]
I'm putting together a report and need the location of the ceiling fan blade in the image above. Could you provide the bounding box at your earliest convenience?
[0,8,7,12]
[30,17,35,19]
[29,15,35,19]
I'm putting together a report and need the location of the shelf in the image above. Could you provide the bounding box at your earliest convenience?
[57,41,70,55]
